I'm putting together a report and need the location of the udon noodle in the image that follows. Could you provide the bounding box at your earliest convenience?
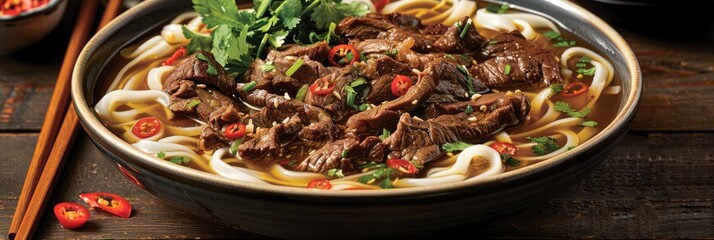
[95,1,620,190]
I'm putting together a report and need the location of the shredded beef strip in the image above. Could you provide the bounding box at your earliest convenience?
[472,31,563,88]
[383,91,530,165]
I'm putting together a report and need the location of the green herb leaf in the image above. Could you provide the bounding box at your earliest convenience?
[157,151,166,159]
[465,105,474,113]
[358,103,370,111]
[578,56,592,63]
[459,18,472,39]
[501,153,521,167]
[327,168,345,178]
[379,129,391,141]
[379,178,394,189]
[181,25,212,53]
[581,120,598,127]
[504,64,512,75]
[485,4,510,14]
[550,83,564,93]
[456,65,477,95]
[577,67,596,76]
[442,141,472,153]
[169,156,191,165]
[193,0,255,29]
[229,138,244,155]
[543,31,561,40]
[527,136,559,156]
[341,149,348,158]
[553,40,576,47]
[278,0,302,28]
[554,101,592,118]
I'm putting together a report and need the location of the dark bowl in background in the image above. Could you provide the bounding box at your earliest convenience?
[71,0,642,238]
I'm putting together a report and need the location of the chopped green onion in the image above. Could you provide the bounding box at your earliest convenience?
[553,40,576,47]
[577,67,596,76]
[488,40,498,45]
[341,150,348,158]
[457,65,477,95]
[550,83,564,93]
[345,85,357,108]
[350,77,368,87]
[169,156,191,165]
[459,18,472,39]
[296,84,308,101]
[186,100,201,109]
[504,64,512,75]
[575,62,587,68]
[444,54,456,60]
[379,128,391,140]
[543,31,561,40]
[285,58,305,77]
[157,151,166,159]
[464,105,474,113]
[358,103,370,111]
[581,120,598,127]
[229,137,245,155]
[578,56,592,63]
[486,4,510,14]
[242,81,257,92]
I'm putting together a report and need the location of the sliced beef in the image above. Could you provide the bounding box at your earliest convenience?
[236,89,341,160]
[295,136,386,174]
[433,17,487,53]
[354,56,413,104]
[246,55,329,94]
[304,66,360,120]
[346,74,436,137]
[164,51,236,96]
[354,38,475,70]
[383,91,530,164]
[423,59,489,103]
[337,13,442,53]
[267,42,330,62]
[475,31,562,88]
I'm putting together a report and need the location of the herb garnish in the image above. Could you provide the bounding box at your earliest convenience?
[185,0,370,77]
[504,64,512,75]
[229,137,245,155]
[296,84,308,101]
[457,65,478,95]
[464,105,474,113]
[554,101,592,118]
[486,4,510,14]
[379,128,391,141]
[169,156,192,165]
[327,168,345,178]
[186,99,201,109]
[527,136,559,156]
[500,153,521,167]
[543,30,576,47]
[157,151,166,159]
[581,120,598,127]
[442,141,472,153]
[550,83,564,93]
[260,62,276,72]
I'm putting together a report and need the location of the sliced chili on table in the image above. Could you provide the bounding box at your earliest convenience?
[328,44,360,67]
[309,78,335,95]
[53,202,90,230]
[390,75,413,97]
[489,142,519,156]
[131,117,162,139]
[79,192,132,218]
[306,179,332,189]
[386,158,418,174]
[224,123,247,140]
[162,46,187,66]
[561,82,589,97]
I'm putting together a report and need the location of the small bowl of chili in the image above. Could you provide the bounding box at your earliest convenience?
[0,0,67,54]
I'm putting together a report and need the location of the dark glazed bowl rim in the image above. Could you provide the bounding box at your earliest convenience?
[0,0,64,21]
[72,0,641,199]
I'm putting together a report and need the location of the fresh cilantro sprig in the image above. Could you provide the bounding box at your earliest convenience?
[185,0,369,78]
[442,141,472,153]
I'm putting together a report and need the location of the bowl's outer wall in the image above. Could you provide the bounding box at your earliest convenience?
[73,0,640,238]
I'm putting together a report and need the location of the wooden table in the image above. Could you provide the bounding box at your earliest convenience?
[1,2,712,239]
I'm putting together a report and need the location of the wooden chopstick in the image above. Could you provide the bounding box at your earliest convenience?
[9,0,124,239]
[7,1,99,239]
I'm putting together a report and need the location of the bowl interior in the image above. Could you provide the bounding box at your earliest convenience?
[73,0,641,197]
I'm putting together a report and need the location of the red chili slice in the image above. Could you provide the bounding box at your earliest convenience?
[374,0,390,12]
[131,117,162,139]
[224,123,246,140]
[386,158,418,174]
[489,142,519,156]
[162,46,187,66]
[309,78,335,95]
[53,202,90,230]
[306,179,332,189]
[79,192,132,218]
[327,44,360,67]
[390,75,413,97]
[561,82,589,97]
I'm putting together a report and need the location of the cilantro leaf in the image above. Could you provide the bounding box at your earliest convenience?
[379,129,391,140]
[182,26,212,53]
[311,0,341,29]
[278,0,302,29]
[157,151,166,159]
[550,83,564,93]
[193,0,254,28]
[169,156,191,165]
[501,153,521,167]
[260,62,275,72]
[528,136,559,156]
[442,141,472,152]
[327,168,345,178]
[554,101,592,118]
[268,30,289,48]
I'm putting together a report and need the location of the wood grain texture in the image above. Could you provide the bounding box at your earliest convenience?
[0,133,710,239]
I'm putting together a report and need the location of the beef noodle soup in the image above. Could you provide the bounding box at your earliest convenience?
[94,0,621,190]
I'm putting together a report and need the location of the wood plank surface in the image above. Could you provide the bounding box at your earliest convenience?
[1,133,711,239]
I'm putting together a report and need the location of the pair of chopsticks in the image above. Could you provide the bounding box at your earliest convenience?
[7,0,124,239]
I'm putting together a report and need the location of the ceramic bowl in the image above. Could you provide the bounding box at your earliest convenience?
[72,0,641,238]
[0,0,67,54]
